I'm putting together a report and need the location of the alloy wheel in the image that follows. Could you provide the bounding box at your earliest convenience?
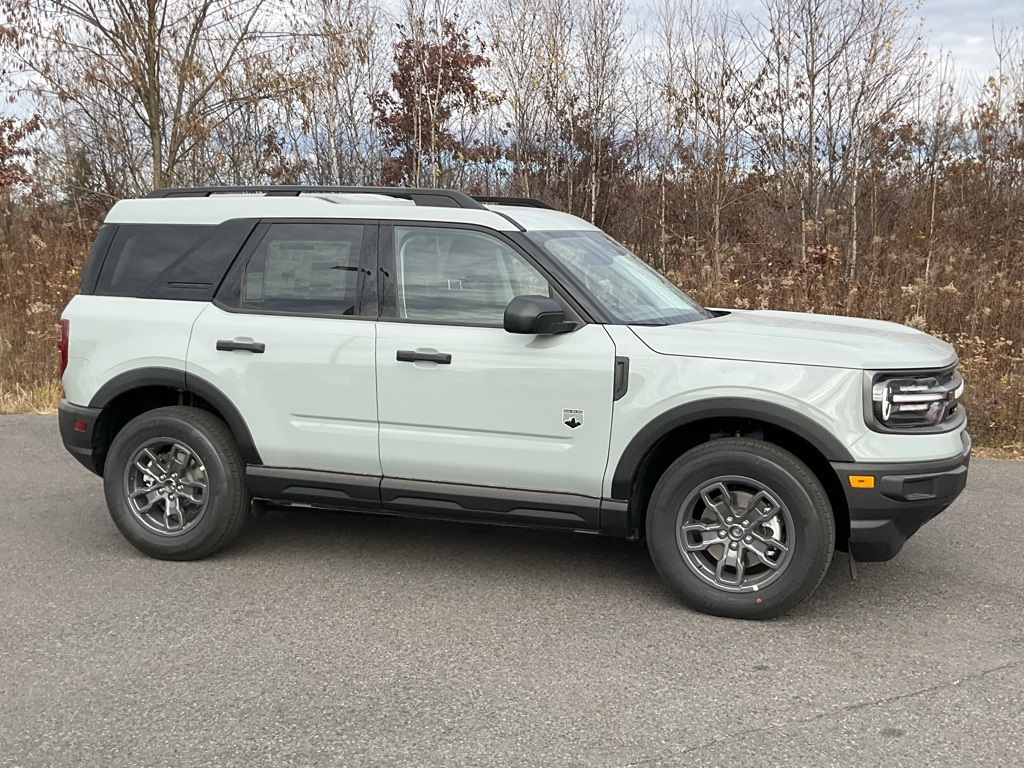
[675,475,795,593]
[122,438,209,536]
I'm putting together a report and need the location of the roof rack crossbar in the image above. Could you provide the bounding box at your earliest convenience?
[471,195,555,210]
[146,186,487,210]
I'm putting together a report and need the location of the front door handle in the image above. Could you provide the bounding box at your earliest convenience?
[217,339,266,353]
[396,349,452,365]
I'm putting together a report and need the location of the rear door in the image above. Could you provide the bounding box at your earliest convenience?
[187,220,381,478]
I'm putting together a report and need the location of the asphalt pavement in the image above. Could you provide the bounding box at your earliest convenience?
[1,414,1021,767]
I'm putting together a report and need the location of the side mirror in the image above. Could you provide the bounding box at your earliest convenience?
[503,295,574,335]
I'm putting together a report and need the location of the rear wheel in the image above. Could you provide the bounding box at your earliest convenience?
[103,406,249,560]
[646,438,834,619]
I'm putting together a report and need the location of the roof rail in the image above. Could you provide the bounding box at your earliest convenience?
[472,195,556,210]
[145,186,488,210]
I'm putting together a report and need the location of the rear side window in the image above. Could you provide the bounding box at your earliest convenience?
[78,224,117,295]
[95,225,210,297]
[143,219,258,301]
[238,222,367,316]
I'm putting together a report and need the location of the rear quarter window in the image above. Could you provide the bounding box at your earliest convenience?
[95,224,211,297]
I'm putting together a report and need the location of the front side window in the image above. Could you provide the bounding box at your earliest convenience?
[393,226,550,325]
[527,230,711,325]
[240,223,365,315]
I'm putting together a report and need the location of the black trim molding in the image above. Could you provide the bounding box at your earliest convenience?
[240,470,606,532]
[58,399,102,473]
[610,398,856,500]
[246,467,381,509]
[381,478,601,529]
[613,357,630,401]
[86,366,262,465]
[184,374,263,465]
[88,367,187,408]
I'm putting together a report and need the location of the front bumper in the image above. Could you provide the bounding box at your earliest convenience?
[831,431,970,561]
[58,399,102,474]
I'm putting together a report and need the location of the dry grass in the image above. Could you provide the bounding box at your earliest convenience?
[0,379,60,414]
[0,199,94,415]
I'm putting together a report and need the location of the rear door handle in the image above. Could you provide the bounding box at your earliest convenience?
[216,339,266,353]
[396,349,452,365]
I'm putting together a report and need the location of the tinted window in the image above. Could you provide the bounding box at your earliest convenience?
[143,219,258,301]
[79,223,117,295]
[95,225,211,297]
[394,227,549,325]
[240,223,365,315]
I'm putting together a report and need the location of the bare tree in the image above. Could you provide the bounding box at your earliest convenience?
[5,0,284,191]
[373,0,498,187]
[291,0,390,185]
[837,0,924,278]
[754,0,859,262]
[485,0,549,195]
[574,0,627,223]
[676,2,764,276]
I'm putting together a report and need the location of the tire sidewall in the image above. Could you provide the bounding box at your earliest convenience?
[647,442,834,619]
[103,409,243,559]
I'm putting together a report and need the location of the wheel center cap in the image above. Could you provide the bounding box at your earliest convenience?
[728,525,744,540]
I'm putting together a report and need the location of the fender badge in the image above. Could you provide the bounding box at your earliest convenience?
[562,408,584,429]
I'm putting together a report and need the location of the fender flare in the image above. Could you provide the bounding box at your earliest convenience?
[88,367,262,465]
[609,398,854,500]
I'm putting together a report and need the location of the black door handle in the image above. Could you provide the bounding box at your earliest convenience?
[216,340,266,353]
[396,350,452,365]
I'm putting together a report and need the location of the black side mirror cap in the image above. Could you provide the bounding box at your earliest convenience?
[503,295,575,335]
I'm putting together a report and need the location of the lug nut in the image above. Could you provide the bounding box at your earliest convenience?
[745,535,752,543]
[718,530,727,538]
[730,542,738,549]
[726,517,733,523]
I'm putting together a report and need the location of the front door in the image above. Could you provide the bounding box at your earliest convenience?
[374,224,617,516]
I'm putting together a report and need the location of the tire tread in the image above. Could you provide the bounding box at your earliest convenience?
[103,405,249,560]
[646,438,835,620]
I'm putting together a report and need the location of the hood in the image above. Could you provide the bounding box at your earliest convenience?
[631,309,957,370]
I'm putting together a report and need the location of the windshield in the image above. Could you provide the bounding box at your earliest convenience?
[527,231,712,325]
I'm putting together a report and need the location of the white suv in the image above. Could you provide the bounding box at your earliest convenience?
[58,186,970,619]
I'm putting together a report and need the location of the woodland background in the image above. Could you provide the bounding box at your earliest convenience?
[0,0,1022,452]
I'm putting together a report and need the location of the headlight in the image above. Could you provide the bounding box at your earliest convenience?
[868,369,964,431]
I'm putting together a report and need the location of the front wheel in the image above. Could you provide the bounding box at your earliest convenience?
[103,406,250,560]
[646,438,834,619]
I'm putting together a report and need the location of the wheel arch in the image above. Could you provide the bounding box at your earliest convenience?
[88,367,262,475]
[612,399,852,545]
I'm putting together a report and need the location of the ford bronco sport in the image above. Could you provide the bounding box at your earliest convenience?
[58,186,970,619]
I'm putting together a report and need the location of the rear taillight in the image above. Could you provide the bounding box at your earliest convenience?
[59,319,70,375]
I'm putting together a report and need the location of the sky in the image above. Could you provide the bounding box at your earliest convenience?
[917,0,1022,78]
[713,0,1023,82]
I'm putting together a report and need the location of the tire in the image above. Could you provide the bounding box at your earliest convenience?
[103,406,250,560]
[646,438,834,620]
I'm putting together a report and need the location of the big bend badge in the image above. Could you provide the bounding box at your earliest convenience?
[562,408,584,429]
